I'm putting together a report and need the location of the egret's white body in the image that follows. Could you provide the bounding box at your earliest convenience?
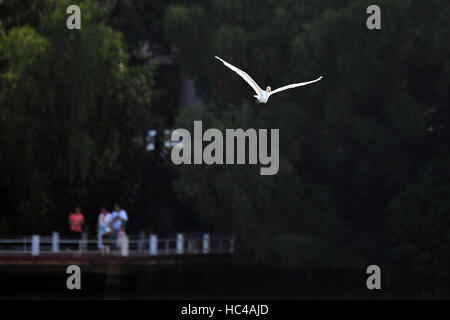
[256,90,270,104]
[215,56,322,103]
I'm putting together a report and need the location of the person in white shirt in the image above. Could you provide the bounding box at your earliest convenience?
[110,203,128,249]
[97,207,112,250]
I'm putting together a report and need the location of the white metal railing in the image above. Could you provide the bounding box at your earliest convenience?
[0,232,235,257]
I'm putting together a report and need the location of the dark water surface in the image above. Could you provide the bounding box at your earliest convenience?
[0,262,447,299]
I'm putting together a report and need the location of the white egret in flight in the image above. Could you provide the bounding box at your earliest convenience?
[215,56,322,103]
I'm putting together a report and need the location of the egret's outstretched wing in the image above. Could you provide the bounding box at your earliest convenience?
[270,76,323,96]
[215,56,262,96]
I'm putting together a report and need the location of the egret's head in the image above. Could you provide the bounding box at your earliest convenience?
[267,86,271,92]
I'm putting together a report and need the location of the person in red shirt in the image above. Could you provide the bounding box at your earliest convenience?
[68,206,85,240]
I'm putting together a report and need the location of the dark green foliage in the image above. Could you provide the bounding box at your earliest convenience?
[0,0,158,235]
[165,0,450,286]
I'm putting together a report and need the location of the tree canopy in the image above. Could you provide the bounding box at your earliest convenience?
[164,0,450,286]
[0,0,159,235]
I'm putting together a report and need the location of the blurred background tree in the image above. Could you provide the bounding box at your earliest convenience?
[164,0,450,286]
[0,0,161,235]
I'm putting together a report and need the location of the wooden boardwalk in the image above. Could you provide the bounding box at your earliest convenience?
[0,251,233,266]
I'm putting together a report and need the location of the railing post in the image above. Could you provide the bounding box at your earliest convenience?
[149,234,158,256]
[187,239,194,252]
[52,231,59,253]
[80,232,87,253]
[139,231,145,252]
[31,234,40,256]
[202,233,210,254]
[229,236,235,253]
[121,235,129,256]
[176,233,184,254]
